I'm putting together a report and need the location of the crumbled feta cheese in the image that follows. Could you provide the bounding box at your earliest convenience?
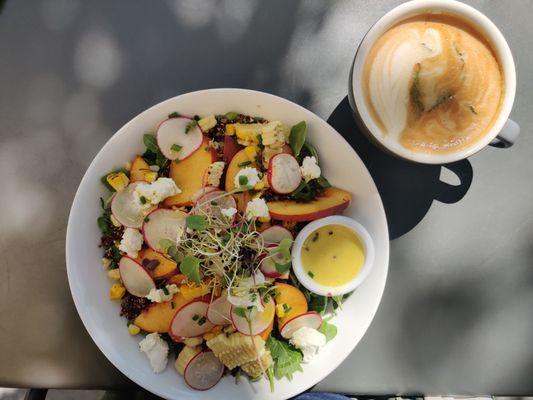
[234,167,260,189]
[139,333,169,373]
[300,156,321,182]
[245,197,270,220]
[206,161,225,187]
[290,326,326,363]
[110,214,122,227]
[209,139,222,150]
[146,284,179,303]
[134,177,181,206]
[261,121,289,148]
[118,228,144,258]
[221,207,237,219]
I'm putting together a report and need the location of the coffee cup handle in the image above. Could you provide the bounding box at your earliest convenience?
[489,119,520,148]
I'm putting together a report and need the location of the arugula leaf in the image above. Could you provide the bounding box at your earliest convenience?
[308,294,327,314]
[289,121,307,157]
[143,134,159,153]
[318,320,337,342]
[301,141,319,163]
[180,256,202,283]
[266,336,303,381]
[315,176,331,189]
[233,307,247,318]
[97,215,110,234]
[186,215,207,231]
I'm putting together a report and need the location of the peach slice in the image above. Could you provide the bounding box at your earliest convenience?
[267,187,352,222]
[224,149,258,212]
[164,137,217,207]
[274,282,308,329]
[134,292,189,333]
[137,248,178,280]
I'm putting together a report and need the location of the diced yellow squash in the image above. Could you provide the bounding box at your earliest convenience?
[110,283,126,300]
[107,269,121,280]
[106,172,129,192]
[198,115,217,132]
[225,124,236,135]
[275,303,286,318]
[244,145,258,160]
[128,324,141,335]
[235,123,263,146]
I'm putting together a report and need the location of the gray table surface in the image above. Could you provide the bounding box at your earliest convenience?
[1,0,532,396]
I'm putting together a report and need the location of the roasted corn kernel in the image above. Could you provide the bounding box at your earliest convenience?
[128,324,140,335]
[183,337,203,347]
[275,303,286,318]
[144,171,158,183]
[241,350,273,378]
[225,124,236,136]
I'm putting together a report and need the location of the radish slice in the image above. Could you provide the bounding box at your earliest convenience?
[142,209,186,252]
[184,350,224,391]
[280,311,322,339]
[267,153,302,194]
[191,186,219,203]
[230,296,275,336]
[118,256,155,297]
[111,182,155,228]
[260,225,293,244]
[259,244,291,279]
[207,296,232,325]
[169,300,214,340]
[192,190,237,222]
[156,117,203,160]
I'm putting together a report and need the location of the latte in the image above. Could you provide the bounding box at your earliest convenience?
[363,14,504,154]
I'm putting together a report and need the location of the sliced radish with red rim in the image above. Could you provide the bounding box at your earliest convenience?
[142,208,186,252]
[260,225,293,244]
[207,295,232,325]
[157,117,203,160]
[191,186,219,203]
[192,190,237,222]
[111,182,155,228]
[280,311,322,339]
[230,296,275,336]
[118,256,155,297]
[259,245,290,278]
[169,300,214,340]
[267,153,302,194]
[184,350,224,391]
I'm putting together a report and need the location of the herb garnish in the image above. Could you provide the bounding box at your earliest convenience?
[238,161,252,167]
[185,120,198,133]
[308,271,315,278]
[171,144,182,153]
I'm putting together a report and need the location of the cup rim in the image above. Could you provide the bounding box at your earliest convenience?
[291,215,375,297]
[351,0,516,165]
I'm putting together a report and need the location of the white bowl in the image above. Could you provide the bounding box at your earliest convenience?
[292,216,375,297]
[66,88,389,400]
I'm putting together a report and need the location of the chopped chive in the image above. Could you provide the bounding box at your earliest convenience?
[312,232,319,242]
[468,105,478,115]
[162,286,170,296]
[171,301,175,309]
[238,161,252,167]
[168,112,180,118]
[328,231,333,235]
[210,201,218,206]
[144,216,150,223]
[308,271,315,278]
[197,316,206,326]
[192,314,199,321]
[204,146,210,151]
[171,143,182,153]
[140,196,147,205]
[185,120,198,133]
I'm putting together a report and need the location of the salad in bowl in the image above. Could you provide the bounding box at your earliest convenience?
[97,110,356,391]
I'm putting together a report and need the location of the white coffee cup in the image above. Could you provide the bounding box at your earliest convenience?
[349,0,520,164]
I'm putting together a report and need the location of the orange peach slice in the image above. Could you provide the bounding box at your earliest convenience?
[137,248,178,280]
[267,187,352,222]
[134,292,188,333]
[274,282,308,329]
[164,137,217,207]
[224,149,258,212]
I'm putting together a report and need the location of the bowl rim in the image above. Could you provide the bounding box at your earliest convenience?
[66,88,390,400]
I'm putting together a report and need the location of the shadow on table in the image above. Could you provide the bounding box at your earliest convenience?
[327,97,473,240]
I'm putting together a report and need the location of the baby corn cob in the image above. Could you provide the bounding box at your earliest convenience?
[175,346,201,375]
[241,350,273,378]
[206,332,266,370]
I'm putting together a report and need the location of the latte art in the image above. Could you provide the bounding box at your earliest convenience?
[363,15,504,154]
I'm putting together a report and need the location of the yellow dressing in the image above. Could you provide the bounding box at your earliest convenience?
[301,224,365,287]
